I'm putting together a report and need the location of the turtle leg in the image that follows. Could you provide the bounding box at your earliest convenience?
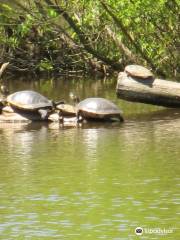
[58,110,64,123]
[118,114,124,122]
[77,110,83,123]
[51,100,65,110]
[38,109,49,120]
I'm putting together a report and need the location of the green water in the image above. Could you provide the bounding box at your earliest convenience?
[0,77,179,239]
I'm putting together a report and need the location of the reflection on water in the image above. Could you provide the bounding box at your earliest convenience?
[0,78,179,239]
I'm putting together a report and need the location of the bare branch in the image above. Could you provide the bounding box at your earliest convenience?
[44,0,122,70]
[0,62,10,78]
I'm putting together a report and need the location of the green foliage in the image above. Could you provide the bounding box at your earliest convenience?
[47,8,58,18]
[0,0,179,78]
[38,58,54,71]
[107,0,179,76]
[17,15,34,37]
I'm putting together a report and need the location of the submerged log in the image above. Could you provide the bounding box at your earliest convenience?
[116,72,180,108]
[0,106,42,122]
[0,106,78,123]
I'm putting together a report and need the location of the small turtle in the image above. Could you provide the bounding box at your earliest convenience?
[125,65,153,79]
[76,97,124,122]
[56,103,76,117]
[7,90,54,120]
[54,92,79,122]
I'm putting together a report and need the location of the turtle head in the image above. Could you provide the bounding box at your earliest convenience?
[53,100,65,108]
[77,110,83,122]
[0,84,9,96]
[69,92,80,104]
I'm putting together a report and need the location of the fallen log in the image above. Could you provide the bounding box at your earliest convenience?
[116,72,180,108]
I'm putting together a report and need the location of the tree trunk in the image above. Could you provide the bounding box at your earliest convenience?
[116,72,180,108]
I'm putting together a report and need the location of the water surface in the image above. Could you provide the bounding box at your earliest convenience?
[0,77,179,239]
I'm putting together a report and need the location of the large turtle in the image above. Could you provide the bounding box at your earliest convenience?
[6,90,54,120]
[76,97,124,122]
[125,65,153,79]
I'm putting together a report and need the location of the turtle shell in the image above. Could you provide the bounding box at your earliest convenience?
[77,98,123,120]
[56,103,76,116]
[125,65,153,79]
[7,90,53,111]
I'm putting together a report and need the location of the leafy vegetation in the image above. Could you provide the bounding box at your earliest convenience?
[0,0,179,78]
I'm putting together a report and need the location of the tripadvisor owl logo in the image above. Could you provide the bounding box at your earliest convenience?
[135,227,143,235]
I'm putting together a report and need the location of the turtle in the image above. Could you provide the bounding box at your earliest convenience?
[76,97,124,122]
[124,65,153,79]
[56,103,76,117]
[54,103,77,124]
[52,92,79,122]
[6,90,54,120]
